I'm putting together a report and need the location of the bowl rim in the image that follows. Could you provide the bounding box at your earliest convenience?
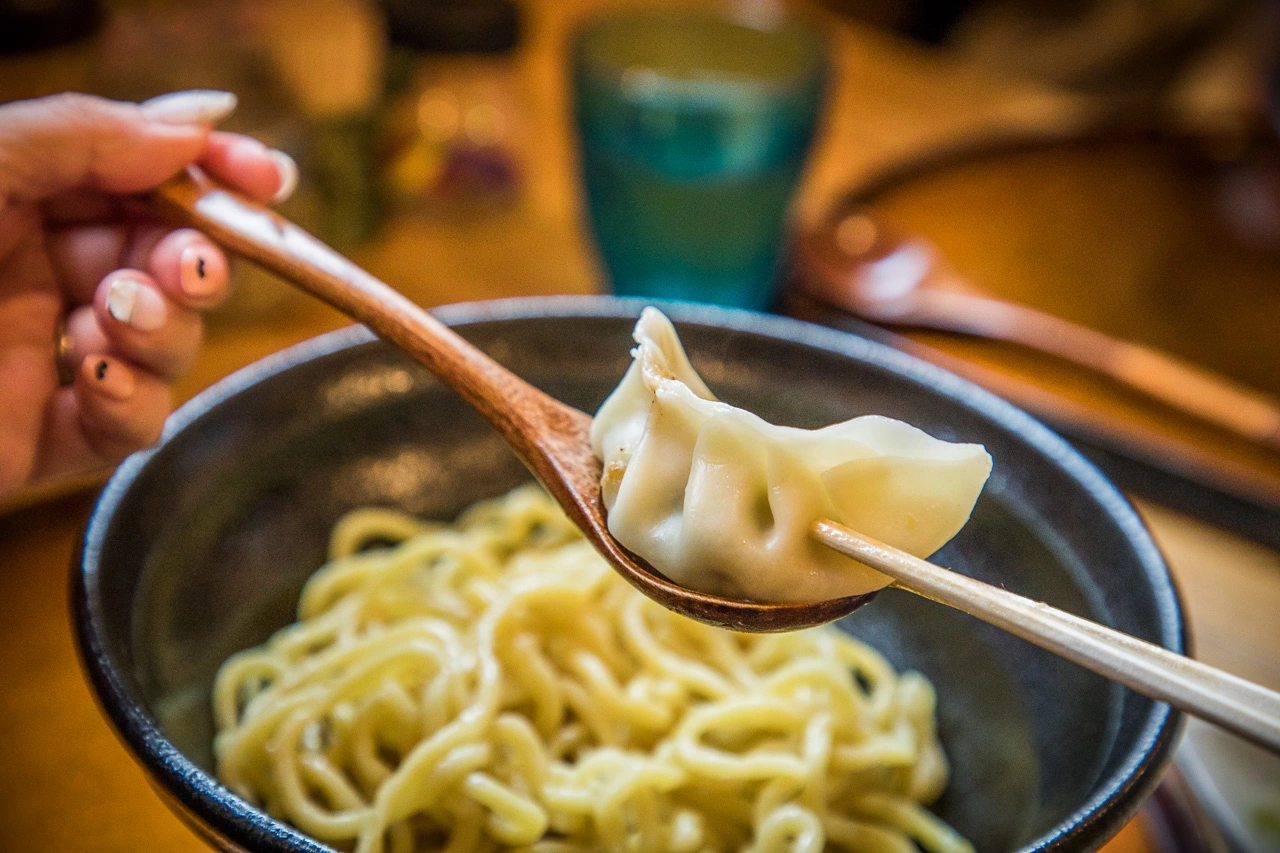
[73,294,1185,853]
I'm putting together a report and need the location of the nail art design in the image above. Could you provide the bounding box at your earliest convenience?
[88,357,135,401]
[180,247,220,298]
[106,277,166,331]
[106,278,136,325]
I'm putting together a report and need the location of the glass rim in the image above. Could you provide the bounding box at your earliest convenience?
[572,8,828,102]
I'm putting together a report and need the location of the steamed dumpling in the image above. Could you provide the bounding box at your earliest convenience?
[590,308,993,604]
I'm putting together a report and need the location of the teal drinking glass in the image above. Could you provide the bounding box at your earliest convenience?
[573,9,828,311]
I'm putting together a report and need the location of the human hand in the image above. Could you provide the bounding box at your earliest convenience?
[0,91,298,500]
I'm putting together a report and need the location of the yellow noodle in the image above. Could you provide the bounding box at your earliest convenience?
[213,485,973,853]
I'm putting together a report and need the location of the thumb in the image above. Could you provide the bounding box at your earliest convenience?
[0,90,237,204]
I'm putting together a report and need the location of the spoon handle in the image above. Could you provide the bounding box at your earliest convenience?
[147,167,580,457]
[813,519,1280,755]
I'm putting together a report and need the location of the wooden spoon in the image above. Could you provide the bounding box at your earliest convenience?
[148,166,871,633]
[149,168,1280,753]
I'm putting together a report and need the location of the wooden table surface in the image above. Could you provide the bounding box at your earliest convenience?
[2,2,1278,851]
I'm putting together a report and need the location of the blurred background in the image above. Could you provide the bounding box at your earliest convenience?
[1,0,1279,850]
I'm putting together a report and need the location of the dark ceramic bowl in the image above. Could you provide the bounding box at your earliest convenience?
[74,296,1183,853]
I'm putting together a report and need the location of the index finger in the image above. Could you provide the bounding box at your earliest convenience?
[41,131,298,226]
[0,92,223,204]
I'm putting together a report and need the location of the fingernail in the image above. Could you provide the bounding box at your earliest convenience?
[87,357,135,401]
[141,90,238,125]
[269,149,298,203]
[106,276,166,332]
[180,245,222,298]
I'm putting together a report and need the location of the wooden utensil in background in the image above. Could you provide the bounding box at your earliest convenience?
[795,210,1280,453]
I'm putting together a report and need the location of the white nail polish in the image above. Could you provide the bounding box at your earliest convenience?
[106,277,166,331]
[106,277,136,325]
[269,149,299,203]
[140,90,238,125]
